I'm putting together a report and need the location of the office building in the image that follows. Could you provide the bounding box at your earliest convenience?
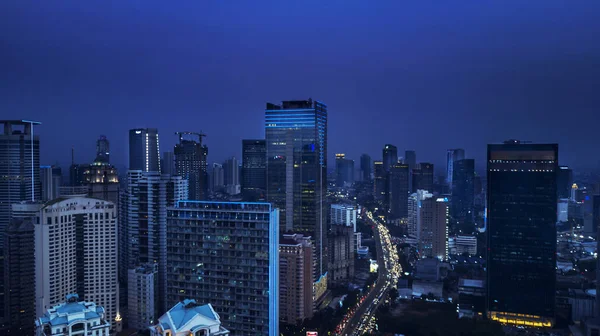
[408,190,433,238]
[161,151,175,176]
[128,264,157,331]
[451,159,475,225]
[265,99,327,283]
[449,235,477,256]
[241,140,267,196]
[328,225,355,284]
[412,163,434,193]
[458,279,486,319]
[120,171,188,316]
[373,161,386,201]
[446,148,465,186]
[174,132,208,200]
[330,204,357,231]
[382,144,398,172]
[4,218,35,336]
[387,163,409,219]
[149,300,229,336]
[279,234,314,325]
[557,166,573,199]
[35,294,111,336]
[34,196,119,331]
[418,197,449,261]
[129,128,161,172]
[360,154,371,181]
[87,161,120,205]
[211,163,225,192]
[95,135,110,164]
[335,153,354,187]
[405,150,416,192]
[40,165,61,202]
[487,140,558,327]
[166,201,279,336]
[223,156,240,195]
[69,163,88,187]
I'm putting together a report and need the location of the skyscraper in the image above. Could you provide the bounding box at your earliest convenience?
[451,159,475,226]
[405,150,416,192]
[241,139,267,197]
[167,201,279,336]
[486,140,557,327]
[161,151,175,176]
[418,197,449,261]
[446,149,465,186]
[223,156,240,195]
[557,166,573,199]
[95,135,110,164]
[40,165,61,202]
[360,154,372,181]
[174,132,208,200]
[211,163,225,192]
[408,190,434,238]
[34,196,119,331]
[279,234,314,325]
[335,153,354,187]
[412,163,434,193]
[382,144,398,172]
[129,128,161,172]
[265,99,327,281]
[387,163,409,219]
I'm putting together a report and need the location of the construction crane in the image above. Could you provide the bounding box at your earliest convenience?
[175,131,207,144]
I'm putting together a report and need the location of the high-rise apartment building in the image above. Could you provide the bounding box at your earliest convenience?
[279,234,314,325]
[328,225,355,284]
[373,161,386,201]
[360,154,371,181]
[119,171,188,316]
[418,197,449,261]
[557,166,573,199]
[127,264,157,331]
[223,156,240,195]
[34,196,119,331]
[4,217,35,336]
[129,128,161,172]
[166,201,279,336]
[382,144,398,172]
[265,99,327,281]
[174,132,208,200]
[241,139,267,196]
[330,204,357,232]
[335,153,354,187]
[412,163,434,193]
[388,163,409,219]
[446,148,465,186]
[451,159,475,225]
[161,151,175,176]
[486,140,557,327]
[408,190,433,238]
[95,135,110,164]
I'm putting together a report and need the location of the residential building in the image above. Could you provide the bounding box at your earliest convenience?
[382,144,398,172]
[174,132,208,200]
[487,140,558,327]
[407,190,433,238]
[166,201,279,335]
[330,204,357,231]
[265,99,328,285]
[223,156,240,195]
[412,163,434,193]
[128,264,157,331]
[279,234,314,325]
[34,197,119,331]
[129,128,160,172]
[451,159,475,225]
[328,225,355,284]
[360,154,371,181]
[446,148,465,186]
[35,294,110,336]
[241,140,266,197]
[418,197,448,261]
[149,300,229,336]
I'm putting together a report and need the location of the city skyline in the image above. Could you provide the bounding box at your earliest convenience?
[2,2,599,170]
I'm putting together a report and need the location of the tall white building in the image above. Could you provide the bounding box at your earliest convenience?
[35,294,110,336]
[34,196,119,331]
[128,264,157,330]
[408,190,433,238]
[330,204,357,231]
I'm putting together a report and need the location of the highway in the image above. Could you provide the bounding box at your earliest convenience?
[336,210,402,336]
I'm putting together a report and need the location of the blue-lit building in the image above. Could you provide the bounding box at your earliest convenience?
[265,99,328,281]
[166,201,279,336]
[129,128,161,172]
[446,148,465,186]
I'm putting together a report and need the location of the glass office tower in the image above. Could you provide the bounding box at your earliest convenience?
[265,99,327,280]
[129,128,161,172]
[486,140,557,327]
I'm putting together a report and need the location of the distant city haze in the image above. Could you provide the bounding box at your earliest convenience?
[1,1,599,170]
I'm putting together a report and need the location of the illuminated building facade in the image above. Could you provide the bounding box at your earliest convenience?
[129,128,161,172]
[412,163,434,193]
[446,148,465,186]
[241,139,266,197]
[382,144,398,172]
[486,140,557,327]
[373,161,386,201]
[174,132,208,200]
[418,197,449,261]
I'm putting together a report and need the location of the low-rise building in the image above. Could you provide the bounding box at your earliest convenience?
[35,294,110,336]
[149,300,229,336]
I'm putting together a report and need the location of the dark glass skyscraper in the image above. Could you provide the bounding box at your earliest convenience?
[412,163,434,193]
[241,139,266,197]
[388,163,409,219]
[405,150,416,192]
[446,148,465,186]
[95,135,110,164]
[557,166,573,199]
[265,99,327,279]
[360,154,371,181]
[451,159,475,226]
[373,161,386,201]
[174,132,208,200]
[129,128,161,172]
[382,144,398,172]
[335,153,354,187]
[486,140,557,327]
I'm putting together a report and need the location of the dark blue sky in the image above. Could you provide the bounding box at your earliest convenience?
[2,1,600,172]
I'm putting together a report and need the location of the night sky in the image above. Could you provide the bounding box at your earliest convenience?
[2,1,600,172]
